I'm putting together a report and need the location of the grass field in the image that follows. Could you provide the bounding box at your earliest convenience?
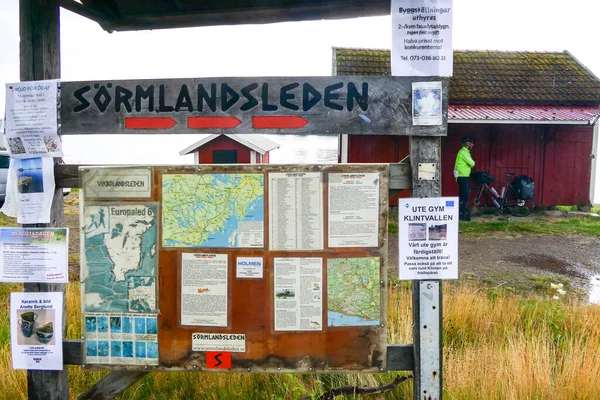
[1,282,599,399]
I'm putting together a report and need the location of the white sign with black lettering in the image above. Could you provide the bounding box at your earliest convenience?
[82,168,152,199]
[391,0,453,77]
[398,197,459,280]
[192,333,246,352]
[236,257,263,278]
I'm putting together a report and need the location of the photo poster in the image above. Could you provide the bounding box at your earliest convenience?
[4,80,62,158]
[391,0,453,77]
[398,197,459,280]
[412,81,443,126]
[10,292,63,370]
[14,157,56,224]
[0,228,69,283]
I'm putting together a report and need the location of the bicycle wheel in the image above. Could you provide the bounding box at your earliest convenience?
[468,187,489,216]
[505,188,535,217]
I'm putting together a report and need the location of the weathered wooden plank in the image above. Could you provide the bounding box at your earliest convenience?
[64,340,84,365]
[386,344,414,371]
[60,77,448,136]
[55,164,81,188]
[20,0,67,399]
[389,163,412,190]
[77,371,148,400]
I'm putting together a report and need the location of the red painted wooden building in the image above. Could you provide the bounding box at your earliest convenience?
[334,49,600,206]
[180,134,280,164]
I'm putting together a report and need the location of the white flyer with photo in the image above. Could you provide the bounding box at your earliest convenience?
[328,172,380,247]
[4,80,63,158]
[274,257,322,331]
[10,292,63,370]
[391,0,453,77]
[412,81,443,126]
[398,197,459,280]
[181,253,228,327]
[14,157,56,224]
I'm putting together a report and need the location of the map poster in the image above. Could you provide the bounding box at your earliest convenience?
[398,197,459,280]
[162,174,264,248]
[84,313,158,366]
[327,258,381,327]
[4,80,63,158]
[10,292,63,370]
[181,253,228,327]
[268,172,323,251]
[274,257,322,331]
[328,173,380,248]
[391,0,453,77]
[14,157,56,224]
[81,204,158,314]
[0,228,68,283]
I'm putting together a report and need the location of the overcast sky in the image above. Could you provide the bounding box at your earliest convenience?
[1,0,600,163]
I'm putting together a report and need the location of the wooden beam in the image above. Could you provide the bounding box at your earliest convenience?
[64,340,84,365]
[20,1,67,399]
[59,0,113,32]
[77,372,148,400]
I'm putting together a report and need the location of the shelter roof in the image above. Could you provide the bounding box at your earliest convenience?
[179,134,280,156]
[61,0,390,32]
[333,48,600,106]
[449,105,600,125]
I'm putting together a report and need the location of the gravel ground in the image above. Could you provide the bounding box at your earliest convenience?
[387,222,600,301]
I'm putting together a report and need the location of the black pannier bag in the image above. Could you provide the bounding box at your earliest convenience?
[512,175,534,199]
[471,171,494,184]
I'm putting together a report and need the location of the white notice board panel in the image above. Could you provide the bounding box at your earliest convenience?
[398,197,458,280]
[391,0,453,77]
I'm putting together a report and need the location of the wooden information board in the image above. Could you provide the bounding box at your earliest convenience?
[80,164,389,372]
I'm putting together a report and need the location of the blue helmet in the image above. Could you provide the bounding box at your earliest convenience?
[461,136,475,144]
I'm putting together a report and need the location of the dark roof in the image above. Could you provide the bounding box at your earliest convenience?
[62,0,390,32]
[333,48,600,106]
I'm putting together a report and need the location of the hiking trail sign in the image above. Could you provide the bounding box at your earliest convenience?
[60,76,448,136]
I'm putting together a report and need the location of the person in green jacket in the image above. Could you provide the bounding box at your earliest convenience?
[454,136,475,221]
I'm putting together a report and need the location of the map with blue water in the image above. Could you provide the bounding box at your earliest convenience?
[82,204,157,313]
[162,174,264,248]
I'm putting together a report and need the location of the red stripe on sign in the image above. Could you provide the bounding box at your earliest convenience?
[188,117,241,129]
[125,117,177,129]
[253,116,308,129]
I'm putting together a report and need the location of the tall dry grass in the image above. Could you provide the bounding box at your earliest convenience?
[0,283,599,399]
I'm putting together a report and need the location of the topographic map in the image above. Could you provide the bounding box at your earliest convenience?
[83,204,157,313]
[162,174,264,248]
[327,257,380,327]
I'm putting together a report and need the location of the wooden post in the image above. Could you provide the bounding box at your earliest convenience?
[19,1,67,399]
[410,136,443,400]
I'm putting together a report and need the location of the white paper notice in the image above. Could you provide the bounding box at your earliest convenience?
[328,173,380,248]
[11,292,63,370]
[0,228,69,283]
[15,157,56,224]
[412,81,443,126]
[398,197,459,280]
[391,0,453,77]
[274,257,322,331]
[236,257,263,278]
[181,253,228,327]
[269,172,323,250]
[4,80,63,158]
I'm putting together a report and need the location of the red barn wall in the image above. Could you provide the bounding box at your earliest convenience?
[345,124,593,207]
[263,151,270,163]
[195,135,252,164]
[441,124,593,206]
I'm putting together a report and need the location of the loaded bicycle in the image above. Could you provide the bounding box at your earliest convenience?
[469,171,535,217]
